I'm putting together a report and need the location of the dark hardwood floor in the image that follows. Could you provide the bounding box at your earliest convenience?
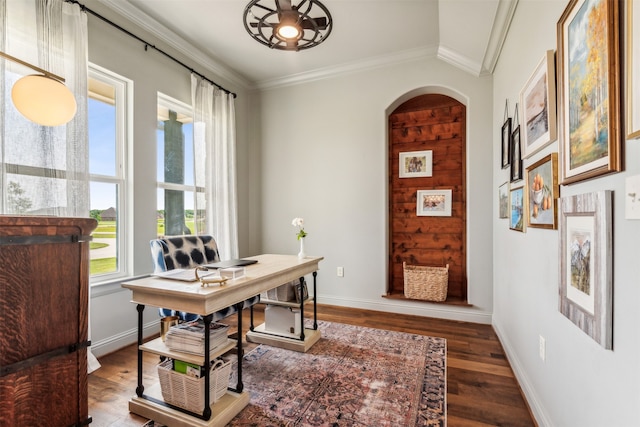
[88,304,536,426]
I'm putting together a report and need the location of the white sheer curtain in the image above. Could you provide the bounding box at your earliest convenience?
[0,0,99,372]
[191,74,239,260]
[1,0,89,216]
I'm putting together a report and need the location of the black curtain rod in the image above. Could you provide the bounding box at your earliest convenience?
[65,0,237,98]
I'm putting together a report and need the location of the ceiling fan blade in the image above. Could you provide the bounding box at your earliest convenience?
[300,16,327,30]
[250,21,276,28]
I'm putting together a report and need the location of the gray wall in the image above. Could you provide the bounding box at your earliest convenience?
[255,58,494,324]
[85,2,252,355]
[492,2,640,426]
[84,1,640,425]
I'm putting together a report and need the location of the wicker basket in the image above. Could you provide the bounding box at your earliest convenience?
[157,358,231,413]
[403,262,449,302]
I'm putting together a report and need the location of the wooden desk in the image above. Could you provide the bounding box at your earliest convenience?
[121,254,323,427]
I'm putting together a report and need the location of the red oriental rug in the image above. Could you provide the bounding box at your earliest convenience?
[228,320,446,426]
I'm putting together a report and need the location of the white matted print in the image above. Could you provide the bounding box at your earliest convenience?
[399,151,433,178]
[417,189,452,217]
[520,50,557,158]
[559,190,612,349]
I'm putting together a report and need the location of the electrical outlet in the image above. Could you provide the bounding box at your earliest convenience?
[539,335,546,362]
[337,266,344,277]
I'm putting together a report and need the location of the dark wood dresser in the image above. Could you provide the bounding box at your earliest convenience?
[0,216,97,427]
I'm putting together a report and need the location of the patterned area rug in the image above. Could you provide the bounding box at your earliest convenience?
[228,320,446,426]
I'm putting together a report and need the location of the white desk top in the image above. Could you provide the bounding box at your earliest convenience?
[121,254,323,316]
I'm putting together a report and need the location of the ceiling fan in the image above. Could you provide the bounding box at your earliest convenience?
[243,0,333,51]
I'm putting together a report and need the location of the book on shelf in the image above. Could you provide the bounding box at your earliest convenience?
[164,319,230,357]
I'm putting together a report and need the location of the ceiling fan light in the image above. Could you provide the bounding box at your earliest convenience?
[277,23,300,39]
[11,74,77,126]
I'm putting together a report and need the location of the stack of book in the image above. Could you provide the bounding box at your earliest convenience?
[165,319,230,357]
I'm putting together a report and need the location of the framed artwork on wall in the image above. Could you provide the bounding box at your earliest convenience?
[520,50,557,158]
[509,186,526,232]
[627,0,640,139]
[558,191,612,349]
[525,153,559,229]
[557,0,622,184]
[416,189,452,217]
[510,125,523,182]
[501,116,512,169]
[498,182,509,219]
[399,150,433,178]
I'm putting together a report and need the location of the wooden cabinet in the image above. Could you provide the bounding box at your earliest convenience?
[0,216,97,427]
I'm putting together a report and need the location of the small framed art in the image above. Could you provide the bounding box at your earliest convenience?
[416,189,452,217]
[558,190,612,349]
[520,50,557,158]
[525,153,559,229]
[399,150,433,178]
[501,117,512,169]
[510,125,523,182]
[498,182,509,219]
[509,186,526,232]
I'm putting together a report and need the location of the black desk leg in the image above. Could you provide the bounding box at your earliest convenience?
[236,302,244,393]
[313,271,318,330]
[135,304,145,397]
[202,314,213,420]
[299,277,305,341]
[250,304,255,331]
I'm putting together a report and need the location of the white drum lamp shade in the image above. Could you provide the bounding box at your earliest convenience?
[11,74,77,126]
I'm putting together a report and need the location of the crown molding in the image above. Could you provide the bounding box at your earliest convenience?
[94,0,250,90]
[437,45,483,77]
[254,45,439,91]
[481,0,519,76]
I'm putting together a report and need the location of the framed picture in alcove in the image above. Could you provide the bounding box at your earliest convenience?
[399,150,433,178]
[416,189,452,217]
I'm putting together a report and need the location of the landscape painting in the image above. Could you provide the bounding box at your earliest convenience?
[509,187,525,232]
[559,191,612,349]
[557,0,621,183]
[499,182,509,218]
[521,50,557,158]
[565,215,595,314]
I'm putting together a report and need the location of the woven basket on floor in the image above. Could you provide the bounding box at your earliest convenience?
[157,358,231,413]
[403,262,449,302]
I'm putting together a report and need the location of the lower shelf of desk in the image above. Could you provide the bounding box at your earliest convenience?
[129,384,250,427]
[246,323,321,352]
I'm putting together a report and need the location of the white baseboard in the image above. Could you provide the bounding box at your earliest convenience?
[492,321,550,427]
[90,320,159,358]
[318,295,492,324]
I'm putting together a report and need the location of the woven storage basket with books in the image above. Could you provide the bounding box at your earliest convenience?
[403,262,449,302]
[157,358,231,412]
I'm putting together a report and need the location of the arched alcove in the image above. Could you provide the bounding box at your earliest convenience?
[386,93,468,304]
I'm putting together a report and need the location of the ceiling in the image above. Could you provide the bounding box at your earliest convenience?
[97,0,517,90]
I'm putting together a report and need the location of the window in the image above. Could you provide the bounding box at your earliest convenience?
[157,94,203,237]
[88,65,131,282]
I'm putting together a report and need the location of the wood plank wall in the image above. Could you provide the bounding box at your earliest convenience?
[388,94,467,302]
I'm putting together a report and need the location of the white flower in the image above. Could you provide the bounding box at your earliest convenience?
[291,217,307,240]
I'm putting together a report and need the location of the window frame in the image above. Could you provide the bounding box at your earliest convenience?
[88,63,132,285]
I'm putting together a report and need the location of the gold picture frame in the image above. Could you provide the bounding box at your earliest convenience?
[557,0,622,184]
[525,153,559,229]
